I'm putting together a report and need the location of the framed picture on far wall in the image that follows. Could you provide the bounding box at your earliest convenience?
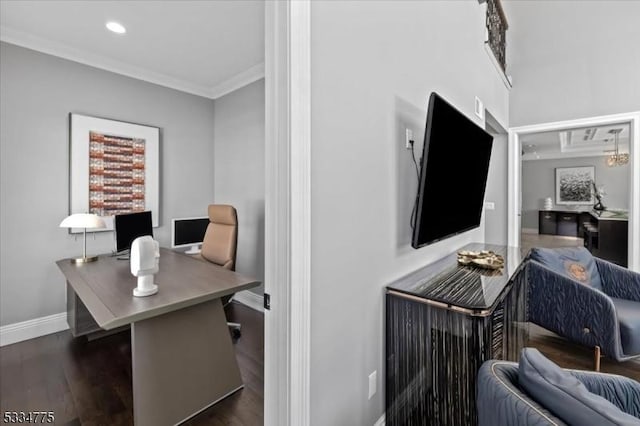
[555,166,595,206]
[69,114,160,233]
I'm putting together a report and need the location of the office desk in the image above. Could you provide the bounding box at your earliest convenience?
[56,248,260,426]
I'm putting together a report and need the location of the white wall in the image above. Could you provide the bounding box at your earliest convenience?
[309,2,509,424]
[0,42,216,326]
[505,0,640,126]
[213,79,265,294]
[522,156,630,229]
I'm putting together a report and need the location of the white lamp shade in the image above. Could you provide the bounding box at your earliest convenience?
[60,213,106,229]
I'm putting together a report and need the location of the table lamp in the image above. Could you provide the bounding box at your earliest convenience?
[60,213,106,264]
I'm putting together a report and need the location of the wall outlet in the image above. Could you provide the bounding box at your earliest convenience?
[475,96,484,120]
[405,128,413,149]
[484,201,495,210]
[368,370,377,399]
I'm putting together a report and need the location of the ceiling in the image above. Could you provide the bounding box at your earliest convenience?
[520,123,631,161]
[0,1,265,99]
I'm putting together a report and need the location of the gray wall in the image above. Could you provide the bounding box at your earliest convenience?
[505,0,640,126]
[522,156,630,230]
[485,133,508,245]
[213,79,265,295]
[309,2,509,424]
[0,43,216,326]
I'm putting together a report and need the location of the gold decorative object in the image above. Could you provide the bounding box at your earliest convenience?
[457,250,505,270]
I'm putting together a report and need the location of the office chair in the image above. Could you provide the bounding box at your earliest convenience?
[200,204,242,337]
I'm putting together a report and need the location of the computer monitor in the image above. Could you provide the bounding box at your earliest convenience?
[114,211,153,253]
[171,217,210,254]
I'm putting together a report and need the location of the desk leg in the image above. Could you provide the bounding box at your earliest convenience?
[131,299,242,426]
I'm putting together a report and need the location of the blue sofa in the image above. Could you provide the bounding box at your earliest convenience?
[526,247,640,366]
[477,354,640,425]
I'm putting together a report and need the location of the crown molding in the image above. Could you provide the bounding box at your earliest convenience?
[1,25,262,100]
[209,62,265,99]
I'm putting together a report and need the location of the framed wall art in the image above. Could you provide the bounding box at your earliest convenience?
[555,166,594,206]
[69,114,160,232]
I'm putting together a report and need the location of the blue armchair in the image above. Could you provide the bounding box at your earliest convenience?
[526,247,640,369]
[477,358,640,425]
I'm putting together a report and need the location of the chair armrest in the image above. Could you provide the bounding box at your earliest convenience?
[596,258,640,302]
[527,261,622,359]
[477,361,564,426]
[569,370,640,418]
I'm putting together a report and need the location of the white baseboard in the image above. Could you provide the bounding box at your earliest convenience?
[0,312,68,347]
[374,413,385,426]
[521,228,539,235]
[232,290,264,313]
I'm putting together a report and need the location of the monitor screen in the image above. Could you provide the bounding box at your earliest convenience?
[114,211,153,253]
[411,92,493,248]
[172,217,210,248]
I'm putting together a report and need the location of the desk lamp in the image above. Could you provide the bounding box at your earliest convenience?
[60,213,106,263]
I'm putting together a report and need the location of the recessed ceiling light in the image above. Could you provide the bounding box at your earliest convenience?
[106,21,126,34]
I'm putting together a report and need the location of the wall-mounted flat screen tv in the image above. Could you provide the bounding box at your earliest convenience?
[411,92,493,249]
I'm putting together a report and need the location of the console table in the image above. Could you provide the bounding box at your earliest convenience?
[385,243,528,426]
[538,209,592,237]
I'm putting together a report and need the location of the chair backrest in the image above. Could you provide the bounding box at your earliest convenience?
[201,205,237,271]
[529,246,603,290]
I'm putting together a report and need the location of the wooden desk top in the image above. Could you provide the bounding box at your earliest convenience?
[57,248,260,330]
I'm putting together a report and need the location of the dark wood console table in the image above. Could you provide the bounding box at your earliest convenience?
[385,243,528,426]
[538,209,592,237]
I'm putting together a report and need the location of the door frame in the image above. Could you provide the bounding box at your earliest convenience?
[264,1,311,425]
[508,111,640,271]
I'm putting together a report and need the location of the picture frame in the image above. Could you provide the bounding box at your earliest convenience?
[69,113,160,233]
[555,166,595,206]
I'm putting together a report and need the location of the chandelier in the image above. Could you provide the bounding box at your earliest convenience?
[606,128,629,167]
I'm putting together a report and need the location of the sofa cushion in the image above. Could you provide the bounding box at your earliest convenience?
[611,297,640,356]
[518,348,640,425]
[529,246,603,290]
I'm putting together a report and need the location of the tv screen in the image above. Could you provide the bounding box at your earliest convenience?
[115,211,153,253]
[411,93,493,249]
[172,217,209,247]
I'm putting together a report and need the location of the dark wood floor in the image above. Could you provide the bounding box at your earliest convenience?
[0,302,264,426]
[529,324,640,382]
[520,232,584,255]
[2,305,639,425]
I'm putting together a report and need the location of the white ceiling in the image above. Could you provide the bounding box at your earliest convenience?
[521,123,631,161]
[0,1,265,99]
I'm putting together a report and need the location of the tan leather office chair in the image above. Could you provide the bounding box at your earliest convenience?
[201,204,242,336]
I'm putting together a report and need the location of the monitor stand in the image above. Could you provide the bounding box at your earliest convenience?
[185,244,201,255]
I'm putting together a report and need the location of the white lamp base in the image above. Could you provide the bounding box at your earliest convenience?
[133,284,158,297]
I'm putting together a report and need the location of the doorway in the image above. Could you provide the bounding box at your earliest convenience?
[508,112,640,271]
